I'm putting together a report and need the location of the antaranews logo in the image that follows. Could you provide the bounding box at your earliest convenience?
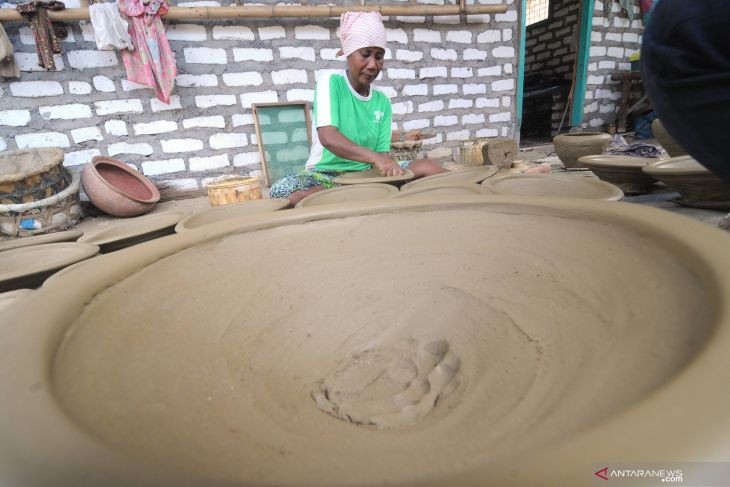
[595,467,609,480]
[593,465,684,484]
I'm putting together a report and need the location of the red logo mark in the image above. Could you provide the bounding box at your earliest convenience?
[595,467,609,480]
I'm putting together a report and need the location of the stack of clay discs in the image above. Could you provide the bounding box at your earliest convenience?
[0,148,70,205]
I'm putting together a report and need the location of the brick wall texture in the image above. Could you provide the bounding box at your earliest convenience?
[583,0,643,130]
[0,0,519,190]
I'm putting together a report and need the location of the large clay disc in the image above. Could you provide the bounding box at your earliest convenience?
[296,183,398,208]
[176,199,290,233]
[79,211,186,253]
[482,174,624,201]
[0,242,99,292]
[333,167,414,185]
[0,229,83,252]
[401,166,498,191]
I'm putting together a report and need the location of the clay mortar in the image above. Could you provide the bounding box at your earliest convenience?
[1,197,729,487]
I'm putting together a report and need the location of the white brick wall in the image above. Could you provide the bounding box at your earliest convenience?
[271,69,308,85]
[233,151,261,168]
[434,115,458,126]
[167,24,207,41]
[212,26,253,40]
[93,76,115,92]
[95,99,144,116]
[16,132,70,149]
[491,79,515,92]
[233,48,273,62]
[15,52,64,71]
[71,126,103,143]
[105,120,128,136]
[258,26,285,40]
[134,121,178,135]
[190,153,229,172]
[121,80,149,92]
[446,31,472,43]
[432,48,457,61]
[414,29,441,43]
[67,50,117,69]
[395,50,423,63]
[463,49,488,61]
[185,47,227,64]
[223,72,264,87]
[69,81,91,95]
[295,25,330,40]
[240,91,278,108]
[161,139,204,153]
[403,84,428,96]
[39,104,92,120]
[64,149,101,167]
[108,142,153,156]
[142,158,186,176]
[420,67,447,79]
[386,28,408,44]
[209,133,248,149]
[279,47,316,62]
[151,96,183,113]
[176,74,219,87]
[195,95,236,108]
[418,100,444,112]
[433,84,458,95]
[10,81,63,97]
[0,110,30,127]
[183,116,225,129]
[388,68,416,80]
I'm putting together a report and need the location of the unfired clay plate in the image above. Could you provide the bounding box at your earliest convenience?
[0,242,99,292]
[176,199,290,233]
[400,166,499,191]
[390,183,489,200]
[0,288,33,313]
[643,155,708,175]
[333,167,414,185]
[0,229,83,252]
[482,174,624,201]
[578,154,654,169]
[296,183,398,208]
[79,211,186,253]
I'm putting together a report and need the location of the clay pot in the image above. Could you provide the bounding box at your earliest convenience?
[81,156,160,217]
[643,155,730,208]
[1,197,729,486]
[651,119,688,157]
[577,155,660,195]
[481,173,624,201]
[553,132,612,168]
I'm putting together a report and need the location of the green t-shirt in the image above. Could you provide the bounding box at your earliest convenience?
[305,71,393,172]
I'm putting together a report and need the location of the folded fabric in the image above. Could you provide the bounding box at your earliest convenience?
[607,142,663,158]
[89,1,134,51]
[16,1,67,71]
[0,22,19,78]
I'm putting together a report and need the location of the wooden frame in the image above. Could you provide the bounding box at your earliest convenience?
[252,101,312,187]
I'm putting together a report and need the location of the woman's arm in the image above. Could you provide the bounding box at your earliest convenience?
[318,125,404,176]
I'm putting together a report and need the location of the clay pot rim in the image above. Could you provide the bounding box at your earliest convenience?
[643,156,711,176]
[295,183,399,208]
[175,198,291,233]
[0,229,84,252]
[2,197,730,484]
[78,211,187,247]
[90,156,161,204]
[0,242,99,286]
[390,182,489,199]
[333,167,415,185]
[401,166,498,191]
[578,155,659,169]
[481,173,624,201]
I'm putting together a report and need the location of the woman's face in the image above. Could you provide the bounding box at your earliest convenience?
[347,47,385,89]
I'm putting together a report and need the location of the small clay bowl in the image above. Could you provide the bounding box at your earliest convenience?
[176,199,291,233]
[400,166,499,191]
[553,132,612,168]
[81,156,160,217]
[481,174,624,201]
[295,183,398,208]
[79,211,186,253]
[390,183,489,200]
[333,168,414,185]
[578,155,660,195]
[642,156,730,207]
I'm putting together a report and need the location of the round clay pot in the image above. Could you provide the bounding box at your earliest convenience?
[577,155,660,195]
[81,156,160,217]
[1,197,729,486]
[553,132,611,168]
[651,119,688,157]
[482,173,624,201]
[643,156,730,207]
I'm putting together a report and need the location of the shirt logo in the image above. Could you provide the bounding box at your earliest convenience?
[373,110,384,122]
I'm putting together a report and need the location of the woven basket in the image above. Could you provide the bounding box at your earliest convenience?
[206,176,261,206]
[390,140,422,162]
[0,171,82,237]
[0,148,70,205]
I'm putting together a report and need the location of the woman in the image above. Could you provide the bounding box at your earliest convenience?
[270,11,447,205]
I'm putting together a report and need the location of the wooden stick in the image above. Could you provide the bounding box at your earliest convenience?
[0,4,507,22]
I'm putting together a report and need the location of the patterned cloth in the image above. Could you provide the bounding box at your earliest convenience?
[118,0,176,104]
[16,1,67,71]
[337,11,387,57]
[0,22,19,78]
[270,161,412,200]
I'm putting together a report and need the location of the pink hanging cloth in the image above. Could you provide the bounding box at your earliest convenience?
[117,0,176,104]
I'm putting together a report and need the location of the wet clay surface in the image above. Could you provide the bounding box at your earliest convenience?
[52,208,713,486]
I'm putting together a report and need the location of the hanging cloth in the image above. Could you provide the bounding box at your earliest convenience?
[0,23,19,78]
[16,1,67,71]
[89,1,134,51]
[117,0,176,104]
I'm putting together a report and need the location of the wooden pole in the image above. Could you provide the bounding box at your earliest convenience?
[0,4,507,22]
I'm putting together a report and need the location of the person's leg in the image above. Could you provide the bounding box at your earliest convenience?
[406,159,448,179]
[289,185,325,206]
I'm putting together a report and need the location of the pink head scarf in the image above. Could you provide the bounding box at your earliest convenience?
[337,11,387,57]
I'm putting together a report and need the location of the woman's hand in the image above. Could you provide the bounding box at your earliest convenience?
[371,153,404,176]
